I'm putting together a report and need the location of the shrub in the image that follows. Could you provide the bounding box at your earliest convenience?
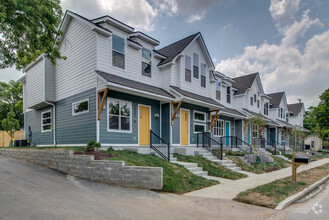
[87,140,101,151]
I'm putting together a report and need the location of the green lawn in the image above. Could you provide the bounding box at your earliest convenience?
[227,155,289,174]
[105,148,218,193]
[235,163,329,208]
[174,154,247,180]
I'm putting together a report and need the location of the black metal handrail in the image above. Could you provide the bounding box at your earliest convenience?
[197,132,223,160]
[221,136,252,153]
[150,130,170,161]
[253,138,265,148]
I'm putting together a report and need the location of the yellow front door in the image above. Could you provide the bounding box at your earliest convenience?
[139,106,150,145]
[180,110,188,145]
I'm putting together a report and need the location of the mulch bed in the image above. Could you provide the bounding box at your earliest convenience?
[74,150,117,160]
[265,167,280,173]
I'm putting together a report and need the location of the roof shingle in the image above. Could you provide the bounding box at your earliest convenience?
[267,92,284,108]
[288,103,303,117]
[232,73,258,95]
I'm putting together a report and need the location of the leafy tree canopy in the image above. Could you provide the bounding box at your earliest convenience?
[304,88,329,139]
[2,109,20,140]
[0,80,23,129]
[0,0,64,70]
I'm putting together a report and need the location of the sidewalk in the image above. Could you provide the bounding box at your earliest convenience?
[185,158,329,200]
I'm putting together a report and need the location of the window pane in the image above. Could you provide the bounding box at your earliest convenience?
[193,66,199,79]
[120,102,131,116]
[43,118,51,124]
[112,35,125,53]
[109,115,119,130]
[74,101,88,114]
[216,82,221,91]
[121,117,130,130]
[43,112,51,118]
[185,55,191,70]
[43,125,51,131]
[216,91,221,100]
[193,53,199,66]
[142,62,151,77]
[113,51,125,69]
[142,48,151,62]
[194,112,205,121]
[201,75,206,88]
[250,97,253,105]
[185,69,191,82]
[109,100,120,115]
[194,124,205,133]
[201,63,206,76]
[257,100,259,108]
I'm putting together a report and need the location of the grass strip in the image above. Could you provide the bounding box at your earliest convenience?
[234,163,329,208]
[174,154,247,180]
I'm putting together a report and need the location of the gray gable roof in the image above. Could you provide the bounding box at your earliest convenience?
[97,70,175,99]
[242,108,279,126]
[288,103,303,117]
[277,119,293,128]
[267,92,284,108]
[170,85,224,107]
[156,33,199,66]
[221,107,246,118]
[232,73,258,95]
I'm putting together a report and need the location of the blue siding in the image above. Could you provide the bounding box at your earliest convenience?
[161,103,170,143]
[212,115,235,143]
[235,119,243,140]
[56,88,97,144]
[25,107,53,145]
[99,90,161,145]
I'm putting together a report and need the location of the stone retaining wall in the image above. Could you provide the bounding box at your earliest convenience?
[0,149,163,190]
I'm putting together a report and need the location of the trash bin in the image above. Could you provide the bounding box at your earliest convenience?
[20,139,29,147]
[14,140,21,147]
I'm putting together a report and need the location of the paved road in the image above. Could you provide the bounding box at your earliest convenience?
[0,155,275,220]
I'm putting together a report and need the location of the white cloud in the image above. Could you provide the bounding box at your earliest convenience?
[269,0,300,28]
[216,0,329,109]
[222,24,233,30]
[186,12,205,23]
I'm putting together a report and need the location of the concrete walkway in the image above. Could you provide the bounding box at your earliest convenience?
[186,158,329,200]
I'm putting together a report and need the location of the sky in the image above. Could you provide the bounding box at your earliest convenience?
[1,0,329,110]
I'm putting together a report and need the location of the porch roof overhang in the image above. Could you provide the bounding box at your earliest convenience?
[169,85,224,110]
[242,108,279,127]
[295,125,311,133]
[277,119,294,129]
[220,107,246,119]
[96,70,175,102]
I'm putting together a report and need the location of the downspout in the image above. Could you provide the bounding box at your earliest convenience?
[45,101,56,146]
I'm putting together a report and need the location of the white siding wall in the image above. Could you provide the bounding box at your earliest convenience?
[160,66,171,90]
[96,25,162,88]
[180,39,210,97]
[55,18,97,101]
[25,58,45,108]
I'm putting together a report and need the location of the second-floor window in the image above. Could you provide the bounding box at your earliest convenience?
[216,82,221,100]
[193,53,199,79]
[278,108,280,117]
[264,103,269,115]
[185,55,191,82]
[257,100,259,108]
[254,94,256,102]
[112,35,125,69]
[250,97,253,106]
[201,63,206,88]
[227,86,231,103]
[141,48,152,77]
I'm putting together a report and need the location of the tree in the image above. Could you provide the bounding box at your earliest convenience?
[0,0,64,70]
[0,80,23,129]
[2,109,20,145]
[305,88,329,139]
[247,113,268,139]
[290,126,305,150]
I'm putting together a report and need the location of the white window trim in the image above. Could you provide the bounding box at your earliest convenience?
[41,110,52,133]
[111,34,126,70]
[193,123,206,134]
[213,119,224,137]
[107,98,132,133]
[193,110,206,122]
[72,98,89,116]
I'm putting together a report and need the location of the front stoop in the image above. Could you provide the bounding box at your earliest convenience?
[171,159,209,177]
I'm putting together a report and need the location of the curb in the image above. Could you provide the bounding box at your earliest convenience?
[275,174,329,210]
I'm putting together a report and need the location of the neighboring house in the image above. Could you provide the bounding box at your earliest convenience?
[288,102,306,128]
[267,92,293,147]
[304,133,323,151]
[231,73,277,145]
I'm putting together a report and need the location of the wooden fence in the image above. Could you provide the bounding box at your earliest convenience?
[0,131,25,147]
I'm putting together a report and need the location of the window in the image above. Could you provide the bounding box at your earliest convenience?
[194,123,206,133]
[252,124,258,138]
[264,103,269,115]
[41,110,52,132]
[213,120,224,136]
[72,99,89,115]
[227,87,231,104]
[250,97,253,106]
[257,100,259,108]
[108,98,132,132]
[280,108,283,118]
[185,55,191,82]
[283,109,285,119]
[201,63,206,88]
[193,53,199,79]
[281,130,285,143]
[194,111,206,122]
[254,94,256,102]
[141,47,151,77]
[112,35,125,69]
[278,108,280,117]
[216,82,221,100]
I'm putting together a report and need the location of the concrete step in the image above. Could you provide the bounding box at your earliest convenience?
[222,164,236,168]
[172,161,198,169]
[187,167,203,172]
[193,171,208,177]
[169,157,177,162]
[230,167,242,171]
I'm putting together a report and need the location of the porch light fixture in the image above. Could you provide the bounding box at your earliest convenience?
[154,113,160,118]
